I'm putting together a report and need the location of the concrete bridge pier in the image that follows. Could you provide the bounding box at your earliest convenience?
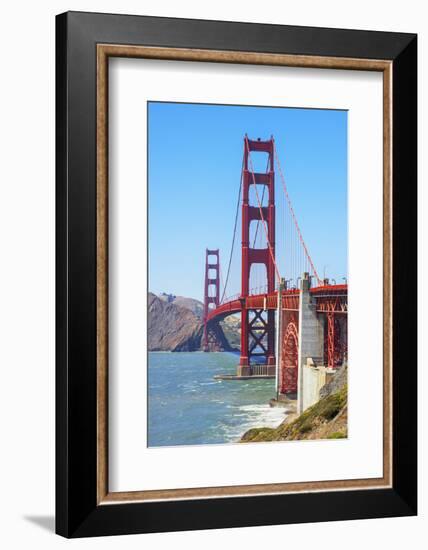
[297,273,324,414]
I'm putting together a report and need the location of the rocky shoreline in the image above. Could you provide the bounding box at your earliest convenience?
[240,366,348,442]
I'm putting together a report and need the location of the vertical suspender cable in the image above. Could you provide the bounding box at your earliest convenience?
[273,140,321,285]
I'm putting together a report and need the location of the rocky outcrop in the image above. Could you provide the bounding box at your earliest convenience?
[149,292,241,352]
[241,386,347,442]
[319,364,348,399]
[148,293,203,351]
[220,315,241,349]
[241,366,348,442]
[158,293,204,318]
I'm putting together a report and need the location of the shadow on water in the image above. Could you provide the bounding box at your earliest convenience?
[23,515,55,533]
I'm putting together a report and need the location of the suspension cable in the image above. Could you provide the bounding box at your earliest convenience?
[218,259,224,304]
[220,157,243,303]
[272,139,321,284]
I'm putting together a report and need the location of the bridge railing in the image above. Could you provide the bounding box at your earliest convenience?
[250,364,273,376]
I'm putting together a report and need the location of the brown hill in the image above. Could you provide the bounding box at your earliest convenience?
[149,293,240,352]
[148,293,203,351]
[220,315,241,349]
[158,293,204,318]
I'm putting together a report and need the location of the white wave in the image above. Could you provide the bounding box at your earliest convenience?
[220,403,288,442]
[241,405,287,427]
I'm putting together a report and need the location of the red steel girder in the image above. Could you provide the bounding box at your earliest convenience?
[206,286,347,323]
[325,312,347,369]
[280,314,299,394]
[248,309,269,356]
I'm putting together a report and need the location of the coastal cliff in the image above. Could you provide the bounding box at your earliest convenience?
[241,366,348,442]
[148,293,203,351]
[148,292,240,352]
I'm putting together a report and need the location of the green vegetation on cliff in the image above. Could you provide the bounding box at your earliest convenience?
[241,385,348,442]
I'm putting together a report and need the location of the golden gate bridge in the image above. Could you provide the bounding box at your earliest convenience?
[202,135,348,398]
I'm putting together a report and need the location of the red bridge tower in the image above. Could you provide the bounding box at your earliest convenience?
[203,249,220,351]
[239,137,276,375]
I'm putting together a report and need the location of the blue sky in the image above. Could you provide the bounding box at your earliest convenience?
[148,102,347,301]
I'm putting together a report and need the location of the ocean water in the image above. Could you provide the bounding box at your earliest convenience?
[148,352,287,447]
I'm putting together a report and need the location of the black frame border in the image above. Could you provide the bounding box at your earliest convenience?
[56,11,417,538]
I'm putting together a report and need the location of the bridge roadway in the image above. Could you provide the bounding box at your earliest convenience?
[206,284,348,323]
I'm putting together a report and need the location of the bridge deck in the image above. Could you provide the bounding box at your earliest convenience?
[206,284,347,322]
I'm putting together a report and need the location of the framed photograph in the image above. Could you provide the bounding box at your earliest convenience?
[56,11,417,537]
